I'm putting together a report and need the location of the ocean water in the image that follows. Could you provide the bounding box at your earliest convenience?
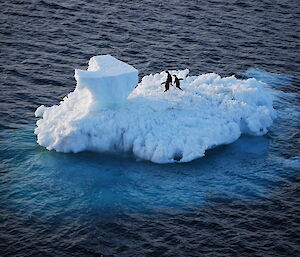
[0,0,299,256]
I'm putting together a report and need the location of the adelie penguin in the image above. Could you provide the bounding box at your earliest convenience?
[173,75,183,90]
[161,71,172,92]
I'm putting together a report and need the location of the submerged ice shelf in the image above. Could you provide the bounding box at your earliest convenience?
[35,55,276,163]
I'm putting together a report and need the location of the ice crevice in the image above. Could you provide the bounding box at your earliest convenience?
[35,55,276,163]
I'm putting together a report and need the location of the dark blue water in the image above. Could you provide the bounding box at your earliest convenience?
[1,0,299,256]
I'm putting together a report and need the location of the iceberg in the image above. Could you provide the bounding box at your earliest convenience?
[35,55,276,163]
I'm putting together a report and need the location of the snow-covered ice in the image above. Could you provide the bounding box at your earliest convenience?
[35,55,276,163]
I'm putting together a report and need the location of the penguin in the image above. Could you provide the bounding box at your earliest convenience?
[173,75,183,90]
[161,71,172,92]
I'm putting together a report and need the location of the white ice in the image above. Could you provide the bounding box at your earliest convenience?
[75,55,138,109]
[35,55,276,163]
